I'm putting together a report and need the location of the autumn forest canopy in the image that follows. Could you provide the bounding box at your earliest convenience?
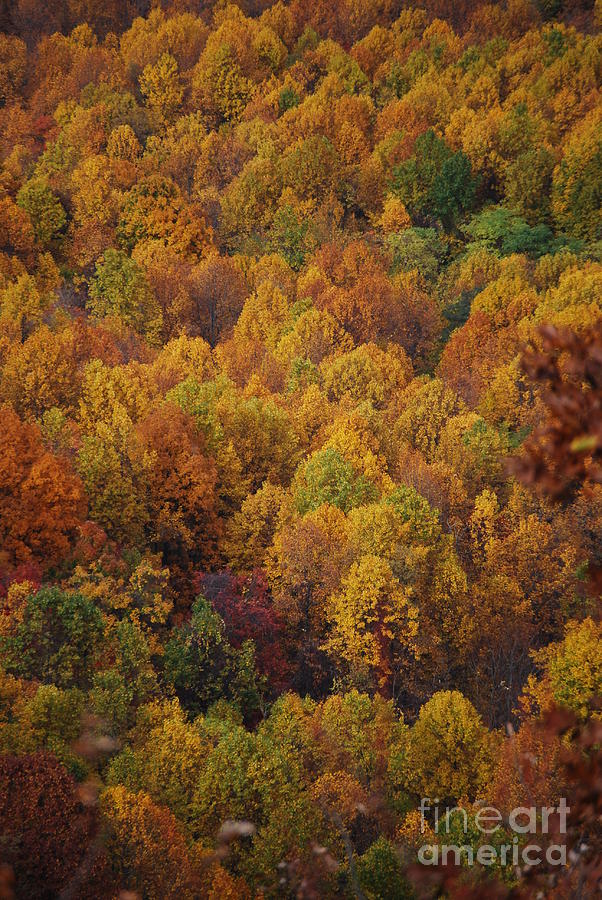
[0,0,601,897]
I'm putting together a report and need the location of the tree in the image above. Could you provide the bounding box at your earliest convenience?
[224,481,286,572]
[16,178,66,248]
[293,448,379,515]
[376,196,412,235]
[199,570,291,691]
[392,129,478,226]
[267,204,311,270]
[139,52,183,128]
[302,240,414,346]
[386,485,442,545]
[106,701,210,824]
[0,752,113,899]
[119,7,208,78]
[77,405,150,547]
[117,175,212,260]
[463,206,559,257]
[192,45,255,126]
[136,403,221,573]
[216,389,301,494]
[504,145,555,225]
[0,35,27,106]
[461,572,535,725]
[69,548,171,642]
[524,618,602,722]
[438,309,506,407]
[91,620,159,735]
[433,150,479,227]
[310,769,368,827]
[552,108,601,241]
[266,503,351,693]
[191,720,258,838]
[0,407,86,574]
[390,690,498,803]
[356,837,414,900]
[345,493,441,591]
[0,192,36,265]
[100,786,201,899]
[151,335,216,392]
[106,123,142,162]
[436,412,509,496]
[0,322,92,419]
[391,272,442,367]
[395,377,465,463]
[24,681,84,741]
[191,253,248,346]
[0,585,105,689]
[321,342,412,410]
[311,690,405,789]
[281,135,343,207]
[69,152,127,243]
[324,555,418,694]
[482,507,578,647]
[131,241,196,341]
[0,274,51,343]
[163,595,261,718]
[387,228,446,283]
[491,717,563,820]
[87,249,163,342]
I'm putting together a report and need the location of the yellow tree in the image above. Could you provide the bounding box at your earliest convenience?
[323,555,418,695]
[100,786,201,900]
[266,503,351,694]
[552,107,602,242]
[77,403,149,546]
[390,690,498,803]
[521,618,602,723]
[223,481,287,572]
[0,35,27,106]
[139,53,184,129]
[0,325,84,420]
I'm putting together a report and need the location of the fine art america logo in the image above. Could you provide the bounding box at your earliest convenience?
[417,797,570,868]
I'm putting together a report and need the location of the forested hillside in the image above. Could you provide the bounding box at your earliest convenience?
[0,1,601,897]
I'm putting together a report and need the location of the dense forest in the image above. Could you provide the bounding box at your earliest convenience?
[0,0,601,897]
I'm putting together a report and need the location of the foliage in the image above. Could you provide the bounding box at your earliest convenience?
[0,407,86,574]
[393,129,478,227]
[88,248,162,341]
[163,595,261,717]
[0,585,105,688]
[0,752,113,899]
[16,179,66,247]
[293,448,379,515]
[0,2,600,895]
[391,690,498,803]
